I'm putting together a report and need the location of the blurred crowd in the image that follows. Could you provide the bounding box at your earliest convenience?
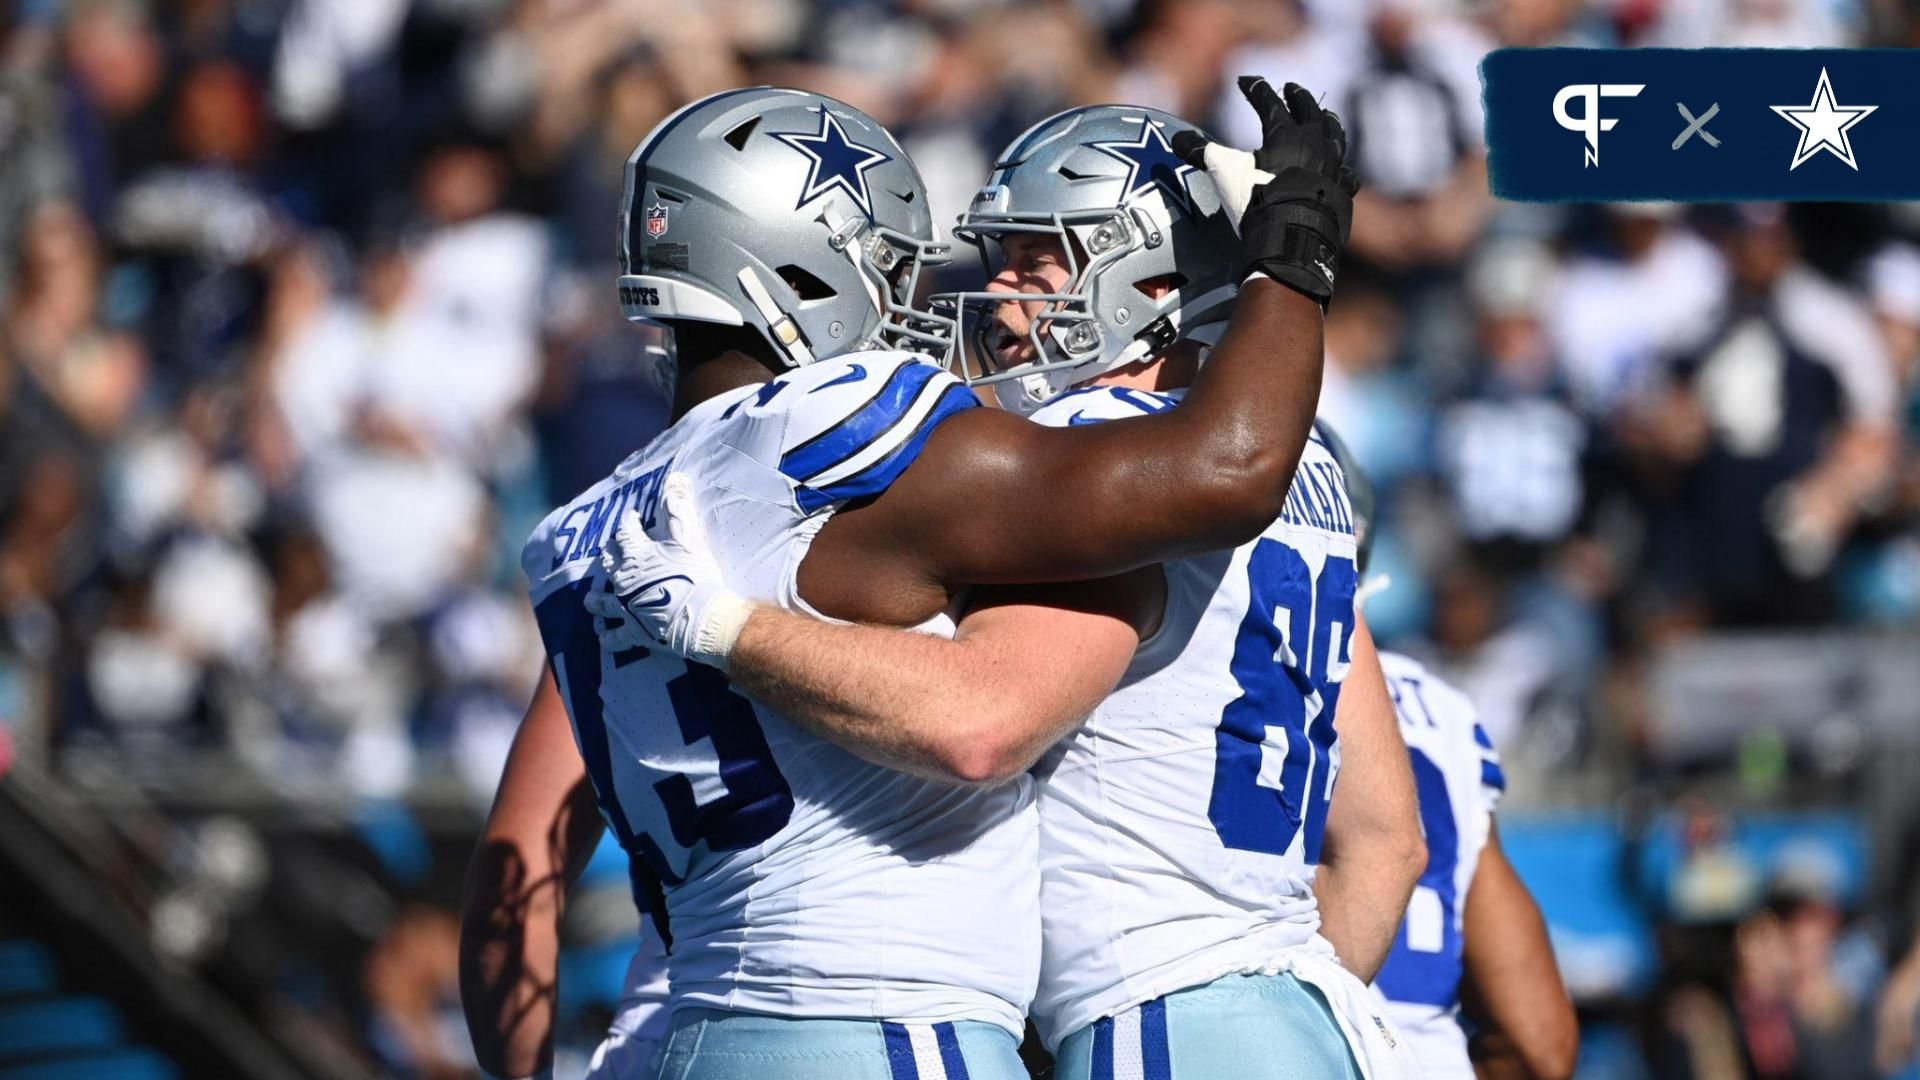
[3,0,1920,1077]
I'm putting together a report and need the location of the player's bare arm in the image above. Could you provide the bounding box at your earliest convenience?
[800,80,1358,622]
[1459,825,1578,1080]
[458,672,604,1079]
[1311,612,1425,981]
[809,282,1318,598]
[588,472,1159,784]
[726,573,1157,783]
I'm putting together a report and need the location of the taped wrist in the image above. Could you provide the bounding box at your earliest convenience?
[690,591,754,670]
[1239,171,1351,307]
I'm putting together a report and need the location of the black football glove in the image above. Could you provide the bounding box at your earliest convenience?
[1172,77,1359,307]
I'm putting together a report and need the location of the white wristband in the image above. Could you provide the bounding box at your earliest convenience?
[691,591,755,670]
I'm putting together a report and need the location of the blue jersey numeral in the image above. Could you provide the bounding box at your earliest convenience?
[1208,542,1356,861]
[533,580,794,885]
[1374,746,1463,1007]
[656,661,796,851]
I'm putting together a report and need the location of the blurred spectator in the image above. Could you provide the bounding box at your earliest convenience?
[261,524,400,770]
[1732,884,1876,1080]
[111,383,266,550]
[1340,1,1482,194]
[0,9,72,302]
[61,0,169,202]
[1318,276,1425,489]
[531,298,671,506]
[0,425,89,666]
[418,583,542,801]
[1878,929,1920,1075]
[364,905,475,1080]
[111,57,281,383]
[6,202,144,443]
[270,0,411,133]
[1647,0,1859,49]
[1217,0,1364,151]
[1438,239,1587,568]
[547,46,679,271]
[1419,561,1566,751]
[1547,203,1728,419]
[71,562,216,755]
[1110,0,1242,121]
[1336,0,1493,274]
[1630,206,1898,625]
[1868,243,1920,399]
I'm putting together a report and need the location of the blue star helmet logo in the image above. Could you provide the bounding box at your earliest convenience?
[1085,118,1200,216]
[772,108,891,221]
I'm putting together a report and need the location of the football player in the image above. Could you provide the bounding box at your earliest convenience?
[589,101,1425,1079]
[1330,436,1579,1080]
[462,81,1360,1080]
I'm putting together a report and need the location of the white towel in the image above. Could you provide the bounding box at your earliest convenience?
[1281,950,1425,1080]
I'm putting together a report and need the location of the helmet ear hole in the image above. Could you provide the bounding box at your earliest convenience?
[776,264,838,301]
[722,117,760,151]
[1133,271,1186,301]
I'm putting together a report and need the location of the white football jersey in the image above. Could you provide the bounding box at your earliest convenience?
[1371,651,1505,1078]
[584,919,669,1080]
[523,351,1038,1038]
[1026,388,1361,1048]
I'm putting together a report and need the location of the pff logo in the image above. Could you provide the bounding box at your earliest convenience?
[1553,83,1645,166]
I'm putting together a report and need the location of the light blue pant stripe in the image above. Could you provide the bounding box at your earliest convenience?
[1055,973,1361,1080]
[883,1022,919,1080]
[1139,998,1170,1080]
[656,1009,1023,1079]
[934,1022,969,1079]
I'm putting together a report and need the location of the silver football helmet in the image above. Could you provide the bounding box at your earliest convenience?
[932,105,1240,413]
[618,87,952,368]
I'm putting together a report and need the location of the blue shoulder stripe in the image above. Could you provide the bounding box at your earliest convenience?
[1482,758,1507,792]
[796,383,977,512]
[780,361,940,483]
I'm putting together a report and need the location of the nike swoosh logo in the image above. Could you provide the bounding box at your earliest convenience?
[811,363,868,392]
[1067,410,1101,426]
[622,574,693,609]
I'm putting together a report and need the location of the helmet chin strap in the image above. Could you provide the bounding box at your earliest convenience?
[1184,318,1229,348]
[737,266,816,367]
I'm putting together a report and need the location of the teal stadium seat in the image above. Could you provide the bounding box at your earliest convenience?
[0,996,125,1059]
[0,938,181,1078]
[0,943,57,998]
[0,1048,181,1080]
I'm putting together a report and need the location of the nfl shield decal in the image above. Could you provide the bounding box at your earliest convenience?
[645,202,670,238]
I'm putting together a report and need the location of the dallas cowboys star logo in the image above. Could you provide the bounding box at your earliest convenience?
[1771,67,1877,171]
[772,107,890,220]
[1085,119,1200,215]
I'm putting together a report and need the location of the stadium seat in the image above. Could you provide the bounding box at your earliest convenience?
[0,1048,181,1080]
[0,942,56,998]
[0,996,125,1059]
